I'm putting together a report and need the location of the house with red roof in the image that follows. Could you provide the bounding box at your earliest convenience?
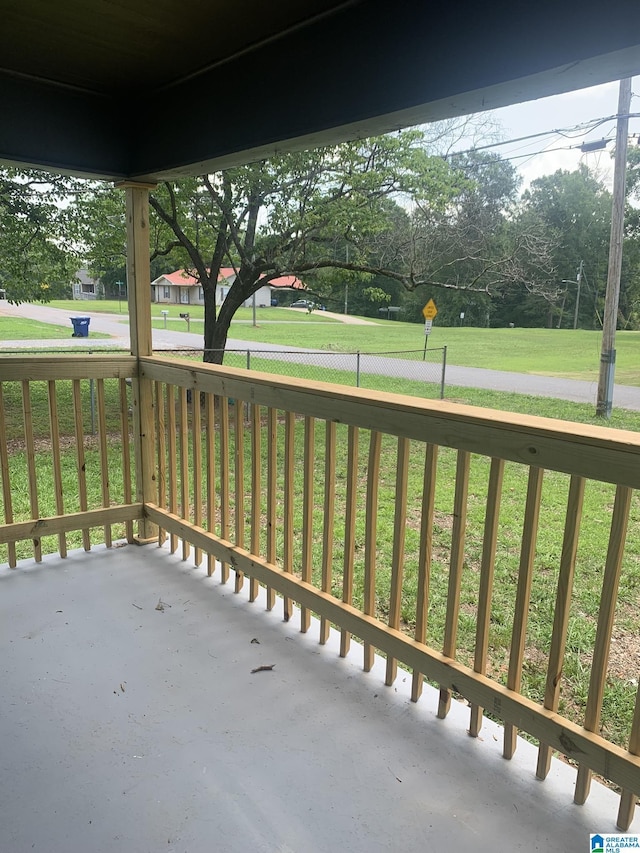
[151,269,306,307]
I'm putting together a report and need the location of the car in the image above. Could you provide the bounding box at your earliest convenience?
[290,299,313,308]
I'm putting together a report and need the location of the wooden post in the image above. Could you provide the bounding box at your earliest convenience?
[118,181,158,542]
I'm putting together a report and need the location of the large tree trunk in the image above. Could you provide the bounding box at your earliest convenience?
[202,279,220,364]
[203,270,258,365]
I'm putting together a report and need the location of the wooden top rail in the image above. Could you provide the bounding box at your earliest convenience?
[141,355,640,489]
[0,355,137,382]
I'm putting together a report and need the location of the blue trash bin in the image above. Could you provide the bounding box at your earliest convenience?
[70,317,91,337]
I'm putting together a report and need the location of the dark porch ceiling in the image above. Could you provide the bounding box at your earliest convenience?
[1,0,640,180]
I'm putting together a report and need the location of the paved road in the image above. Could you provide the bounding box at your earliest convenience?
[2,302,639,411]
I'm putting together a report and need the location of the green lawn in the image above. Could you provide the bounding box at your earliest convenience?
[48,299,131,316]
[49,301,340,324]
[0,316,95,341]
[43,300,640,387]
[214,322,640,386]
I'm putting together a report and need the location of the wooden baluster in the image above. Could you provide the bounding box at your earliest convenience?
[0,383,17,568]
[47,380,67,558]
[96,378,112,548]
[119,378,134,544]
[575,485,633,804]
[166,384,178,554]
[265,407,277,609]
[219,396,230,584]
[503,465,544,758]
[22,380,41,561]
[300,416,315,632]
[154,381,167,546]
[363,430,382,672]
[469,457,505,736]
[282,410,295,621]
[234,398,245,592]
[249,403,261,602]
[536,474,584,775]
[320,420,337,644]
[206,392,216,577]
[340,425,358,658]
[192,386,203,567]
[438,449,470,718]
[411,443,438,703]
[178,386,190,561]
[618,680,640,830]
[72,379,90,552]
[385,436,410,686]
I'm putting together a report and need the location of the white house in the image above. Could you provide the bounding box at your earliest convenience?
[151,269,307,307]
[72,268,101,300]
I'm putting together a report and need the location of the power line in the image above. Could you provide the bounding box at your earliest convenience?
[446,114,640,160]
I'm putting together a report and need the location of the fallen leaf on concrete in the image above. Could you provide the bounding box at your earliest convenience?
[251,664,276,674]
[250,638,260,644]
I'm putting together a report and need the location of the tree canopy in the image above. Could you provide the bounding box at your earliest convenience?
[519,165,613,328]
[71,129,565,357]
[75,131,470,360]
[0,169,77,303]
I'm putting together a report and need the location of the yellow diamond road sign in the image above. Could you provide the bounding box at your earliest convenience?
[422,299,437,320]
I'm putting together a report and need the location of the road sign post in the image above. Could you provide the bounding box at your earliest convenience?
[422,300,437,361]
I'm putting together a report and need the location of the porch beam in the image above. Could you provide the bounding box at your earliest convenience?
[120,181,158,542]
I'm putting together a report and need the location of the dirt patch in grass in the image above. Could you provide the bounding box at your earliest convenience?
[609,629,640,685]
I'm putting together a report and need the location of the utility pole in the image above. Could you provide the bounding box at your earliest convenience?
[572,260,583,330]
[596,78,632,419]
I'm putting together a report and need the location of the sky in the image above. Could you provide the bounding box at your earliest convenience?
[457,75,640,191]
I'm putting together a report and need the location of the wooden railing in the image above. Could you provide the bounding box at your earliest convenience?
[2,351,640,828]
[142,354,640,830]
[0,356,142,565]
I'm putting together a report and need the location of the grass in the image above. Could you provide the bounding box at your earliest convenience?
[50,300,640,386]
[49,300,340,324]
[211,322,640,386]
[0,316,91,341]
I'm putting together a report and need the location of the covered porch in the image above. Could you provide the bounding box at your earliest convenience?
[2,1,640,849]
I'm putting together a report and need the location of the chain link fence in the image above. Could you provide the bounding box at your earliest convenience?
[159,347,448,399]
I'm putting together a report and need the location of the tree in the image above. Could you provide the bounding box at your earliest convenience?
[74,132,462,361]
[367,151,556,326]
[619,146,640,329]
[0,169,77,303]
[72,126,559,351]
[519,165,613,329]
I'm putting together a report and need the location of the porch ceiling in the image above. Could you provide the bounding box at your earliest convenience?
[1,0,640,180]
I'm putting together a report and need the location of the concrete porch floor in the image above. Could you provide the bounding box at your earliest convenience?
[1,542,636,853]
